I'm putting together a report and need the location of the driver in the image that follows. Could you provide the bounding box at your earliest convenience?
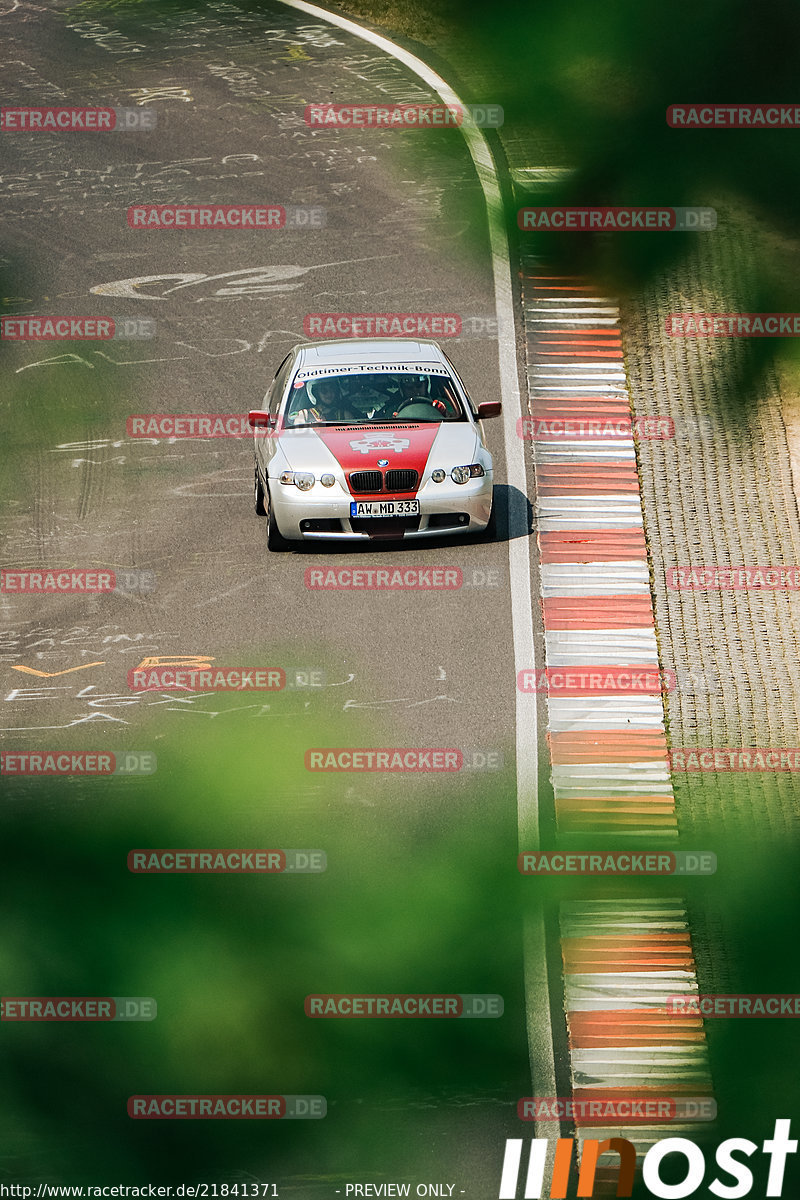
[376,374,446,419]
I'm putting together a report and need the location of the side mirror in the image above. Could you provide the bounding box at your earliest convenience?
[476,401,502,419]
[248,410,277,429]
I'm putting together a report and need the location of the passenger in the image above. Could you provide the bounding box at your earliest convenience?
[289,377,356,424]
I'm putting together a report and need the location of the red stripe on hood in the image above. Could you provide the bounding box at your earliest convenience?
[315,424,439,481]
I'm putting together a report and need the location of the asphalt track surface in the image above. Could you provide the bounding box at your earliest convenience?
[0,1,531,787]
[0,0,554,1192]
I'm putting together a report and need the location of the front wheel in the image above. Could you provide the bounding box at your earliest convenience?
[266,486,289,552]
[254,464,266,516]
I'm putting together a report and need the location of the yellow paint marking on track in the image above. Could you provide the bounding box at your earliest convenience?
[11,661,106,678]
[282,44,311,60]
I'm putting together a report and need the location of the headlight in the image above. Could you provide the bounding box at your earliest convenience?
[451,463,485,484]
[320,473,336,488]
[431,469,446,483]
[279,471,315,490]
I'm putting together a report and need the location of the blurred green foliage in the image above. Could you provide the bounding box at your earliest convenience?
[0,711,532,1183]
[5,2,800,1191]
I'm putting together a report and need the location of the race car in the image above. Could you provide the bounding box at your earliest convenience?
[248,339,501,549]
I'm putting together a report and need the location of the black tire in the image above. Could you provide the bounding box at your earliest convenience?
[254,464,266,516]
[266,486,289,551]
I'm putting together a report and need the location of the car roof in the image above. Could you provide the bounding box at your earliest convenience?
[293,339,447,367]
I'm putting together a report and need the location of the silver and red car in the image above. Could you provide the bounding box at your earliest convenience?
[249,339,500,549]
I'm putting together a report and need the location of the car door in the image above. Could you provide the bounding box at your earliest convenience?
[256,351,294,477]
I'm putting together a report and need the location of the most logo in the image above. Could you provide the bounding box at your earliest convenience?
[348,431,411,455]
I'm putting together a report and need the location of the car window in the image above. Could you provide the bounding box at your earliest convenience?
[282,370,466,427]
[267,354,293,415]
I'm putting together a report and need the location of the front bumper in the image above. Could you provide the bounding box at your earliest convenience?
[269,473,494,541]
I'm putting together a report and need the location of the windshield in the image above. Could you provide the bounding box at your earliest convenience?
[283,369,467,427]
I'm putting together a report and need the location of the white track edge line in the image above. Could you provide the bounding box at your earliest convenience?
[271,0,557,1148]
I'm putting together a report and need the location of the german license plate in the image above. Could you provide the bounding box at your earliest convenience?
[350,500,420,518]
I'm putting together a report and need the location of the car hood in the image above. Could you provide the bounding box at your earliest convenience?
[277,422,480,476]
